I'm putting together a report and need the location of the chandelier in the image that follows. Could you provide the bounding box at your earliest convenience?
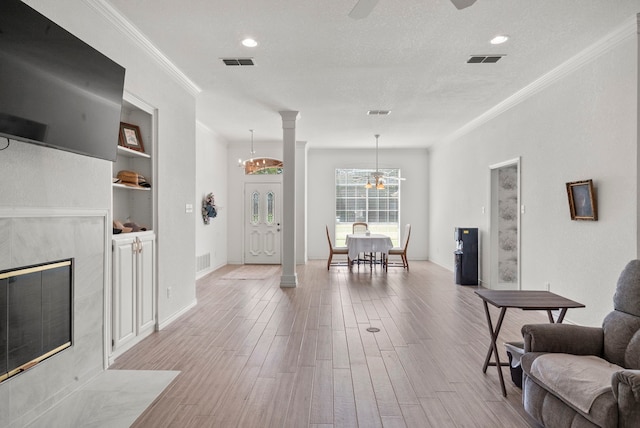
[237,129,264,172]
[365,134,385,190]
[237,129,283,175]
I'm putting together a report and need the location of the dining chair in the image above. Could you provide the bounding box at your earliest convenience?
[385,224,411,270]
[352,222,368,234]
[326,225,349,269]
[352,222,371,265]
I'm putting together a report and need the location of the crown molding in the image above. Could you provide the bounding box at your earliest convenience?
[195,120,213,133]
[443,14,638,144]
[84,0,201,96]
[196,120,223,139]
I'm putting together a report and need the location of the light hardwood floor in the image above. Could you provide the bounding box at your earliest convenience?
[111,261,547,427]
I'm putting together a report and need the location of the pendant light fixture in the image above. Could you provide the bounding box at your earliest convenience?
[237,129,283,175]
[238,129,257,167]
[365,134,385,190]
[249,128,256,157]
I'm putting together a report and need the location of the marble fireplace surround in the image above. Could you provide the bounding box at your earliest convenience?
[0,209,110,427]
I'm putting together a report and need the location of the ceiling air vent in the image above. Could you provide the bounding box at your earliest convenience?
[222,58,255,66]
[467,55,504,64]
[367,110,391,116]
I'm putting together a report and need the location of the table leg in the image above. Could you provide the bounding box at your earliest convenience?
[546,310,554,323]
[556,308,568,323]
[545,308,567,323]
[481,302,508,397]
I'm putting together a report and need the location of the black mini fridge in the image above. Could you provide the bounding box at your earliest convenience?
[454,227,478,285]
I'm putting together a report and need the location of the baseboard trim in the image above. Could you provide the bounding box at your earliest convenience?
[158,299,198,330]
[195,262,226,280]
[280,274,298,288]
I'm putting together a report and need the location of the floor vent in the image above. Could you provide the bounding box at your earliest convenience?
[222,58,255,66]
[196,253,211,272]
[367,110,391,115]
[467,55,504,64]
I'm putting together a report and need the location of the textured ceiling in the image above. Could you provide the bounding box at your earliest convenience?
[106,0,640,149]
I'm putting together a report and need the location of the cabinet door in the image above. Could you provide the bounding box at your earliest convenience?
[137,235,156,334]
[113,238,136,349]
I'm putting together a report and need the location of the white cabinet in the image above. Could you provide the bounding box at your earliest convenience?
[112,232,156,355]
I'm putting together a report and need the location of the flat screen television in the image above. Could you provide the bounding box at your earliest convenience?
[0,0,126,162]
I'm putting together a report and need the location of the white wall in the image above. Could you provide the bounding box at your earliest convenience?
[307,147,429,261]
[0,1,198,424]
[195,122,228,277]
[428,21,638,327]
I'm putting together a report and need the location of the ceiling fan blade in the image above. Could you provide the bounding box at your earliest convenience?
[348,0,380,20]
[450,0,477,10]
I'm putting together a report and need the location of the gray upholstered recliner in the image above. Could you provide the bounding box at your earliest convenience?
[521,260,640,428]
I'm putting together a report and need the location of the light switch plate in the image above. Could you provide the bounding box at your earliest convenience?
[185,203,193,213]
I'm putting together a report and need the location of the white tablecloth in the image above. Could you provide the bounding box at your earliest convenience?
[345,234,393,261]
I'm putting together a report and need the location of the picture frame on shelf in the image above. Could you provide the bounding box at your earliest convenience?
[118,122,145,153]
[566,179,597,221]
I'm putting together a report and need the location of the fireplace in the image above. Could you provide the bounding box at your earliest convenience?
[0,259,73,383]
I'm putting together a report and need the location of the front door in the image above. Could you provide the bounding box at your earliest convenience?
[244,182,281,264]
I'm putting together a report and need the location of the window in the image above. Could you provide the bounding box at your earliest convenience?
[335,168,400,246]
[250,190,276,225]
[251,191,260,225]
[242,158,283,175]
[266,191,275,224]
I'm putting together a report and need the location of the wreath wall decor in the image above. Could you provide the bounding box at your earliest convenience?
[202,193,217,224]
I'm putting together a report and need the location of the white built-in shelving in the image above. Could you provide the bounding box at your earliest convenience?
[110,91,158,359]
[112,93,155,232]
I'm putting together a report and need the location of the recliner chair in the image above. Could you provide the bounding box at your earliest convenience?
[521,259,640,428]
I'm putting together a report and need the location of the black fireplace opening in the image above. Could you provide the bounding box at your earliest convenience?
[0,259,73,382]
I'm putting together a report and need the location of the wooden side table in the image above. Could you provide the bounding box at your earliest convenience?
[474,289,585,397]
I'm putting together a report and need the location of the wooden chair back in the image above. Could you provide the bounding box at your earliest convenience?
[326,225,348,269]
[401,224,411,250]
[352,222,368,234]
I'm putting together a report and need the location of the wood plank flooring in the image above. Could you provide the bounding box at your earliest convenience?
[111,261,546,427]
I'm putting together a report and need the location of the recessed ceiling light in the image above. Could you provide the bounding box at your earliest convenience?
[490,35,509,45]
[242,38,258,48]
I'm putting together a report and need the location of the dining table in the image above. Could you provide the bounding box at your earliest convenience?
[345,233,393,268]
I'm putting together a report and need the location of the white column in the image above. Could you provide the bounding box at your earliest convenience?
[280,111,299,287]
[296,140,308,264]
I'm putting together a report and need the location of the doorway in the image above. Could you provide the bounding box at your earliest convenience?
[489,158,520,290]
[244,182,282,264]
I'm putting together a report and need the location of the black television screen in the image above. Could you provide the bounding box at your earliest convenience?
[0,0,125,161]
